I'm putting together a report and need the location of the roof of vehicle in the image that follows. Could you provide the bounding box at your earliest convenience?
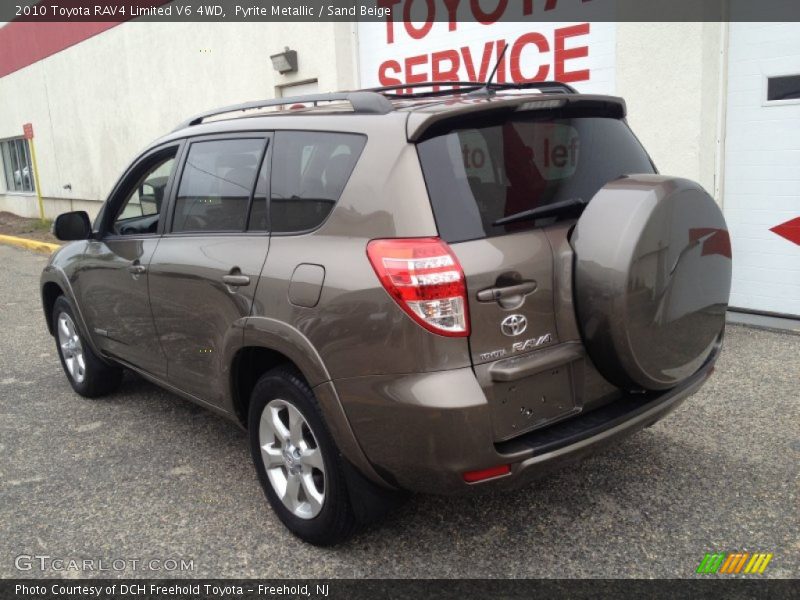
[156,82,626,147]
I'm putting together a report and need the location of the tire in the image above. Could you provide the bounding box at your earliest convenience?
[248,367,361,546]
[52,295,123,398]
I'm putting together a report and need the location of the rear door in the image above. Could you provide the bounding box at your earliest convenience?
[147,133,272,408]
[417,111,657,438]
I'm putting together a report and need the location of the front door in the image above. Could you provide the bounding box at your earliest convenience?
[148,134,272,407]
[75,144,180,378]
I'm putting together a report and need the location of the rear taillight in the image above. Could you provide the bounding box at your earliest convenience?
[367,237,469,337]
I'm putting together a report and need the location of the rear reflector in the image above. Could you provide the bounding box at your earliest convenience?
[462,464,511,483]
[367,237,469,337]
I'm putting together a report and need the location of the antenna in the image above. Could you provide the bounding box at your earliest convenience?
[486,43,509,88]
[468,44,509,97]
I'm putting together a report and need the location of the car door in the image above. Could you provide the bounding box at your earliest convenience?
[74,142,181,378]
[147,133,272,407]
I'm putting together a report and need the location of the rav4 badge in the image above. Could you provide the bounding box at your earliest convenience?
[512,334,552,353]
[478,333,553,362]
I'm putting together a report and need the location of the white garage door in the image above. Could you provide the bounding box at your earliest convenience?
[724,23,800,317]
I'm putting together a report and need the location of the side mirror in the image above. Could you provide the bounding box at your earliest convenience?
[53,211,92,241]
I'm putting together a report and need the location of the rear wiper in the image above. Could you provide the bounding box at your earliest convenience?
[492,198,588,227]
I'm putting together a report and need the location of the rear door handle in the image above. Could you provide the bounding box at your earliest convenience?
[477,281,537,302]
[222,274,250,287]
[127,264,146,275]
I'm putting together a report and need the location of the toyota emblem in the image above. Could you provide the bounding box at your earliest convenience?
[500,314,528,337]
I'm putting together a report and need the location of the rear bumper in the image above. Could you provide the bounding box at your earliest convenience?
[333,355,716,495]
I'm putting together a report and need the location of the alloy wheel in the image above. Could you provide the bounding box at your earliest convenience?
[259,399,326,519]
[57,312,86,384]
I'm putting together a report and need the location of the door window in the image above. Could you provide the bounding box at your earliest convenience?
[112,152,176,236]
[172,138,265,233]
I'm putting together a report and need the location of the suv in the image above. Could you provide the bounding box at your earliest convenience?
[41,82,732,545]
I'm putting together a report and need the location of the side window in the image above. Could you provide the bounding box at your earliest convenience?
[172,138,265,233]
[269,131,366,233]
[1,138,35,193]
[766,74,800,102]
[112,151,176,236]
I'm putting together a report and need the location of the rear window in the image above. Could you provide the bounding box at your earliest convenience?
[417,116,655,243]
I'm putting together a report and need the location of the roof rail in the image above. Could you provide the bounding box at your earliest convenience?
[367,81,484,97]
[173,91,393,131]
[367,80,579,99]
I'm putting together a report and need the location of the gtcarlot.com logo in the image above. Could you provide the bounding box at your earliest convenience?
[696,552,773,574]
[14,554,194,573]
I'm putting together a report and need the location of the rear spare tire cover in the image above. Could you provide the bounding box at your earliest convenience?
[572,175,732,391]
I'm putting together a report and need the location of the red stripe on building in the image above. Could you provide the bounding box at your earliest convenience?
[0,1,172,78]
[0,22,123,78]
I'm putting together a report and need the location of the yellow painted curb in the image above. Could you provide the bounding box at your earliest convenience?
[0,234,61,254]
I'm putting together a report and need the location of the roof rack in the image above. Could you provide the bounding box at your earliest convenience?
[173,81,579,130]
[367,80,579,99]
[173,91,393,131]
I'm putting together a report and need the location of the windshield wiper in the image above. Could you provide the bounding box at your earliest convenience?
[492,197,588,227]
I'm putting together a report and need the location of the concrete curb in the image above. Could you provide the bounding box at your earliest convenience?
[727,311,800,336]
[0,234,60,254]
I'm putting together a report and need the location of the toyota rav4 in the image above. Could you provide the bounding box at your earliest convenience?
[41,81,732,545]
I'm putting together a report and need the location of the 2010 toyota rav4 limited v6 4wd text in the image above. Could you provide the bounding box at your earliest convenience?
[41,81,732,545]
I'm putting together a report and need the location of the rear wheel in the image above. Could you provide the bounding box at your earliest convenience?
[52,295,123,397]
[248,367,358,546]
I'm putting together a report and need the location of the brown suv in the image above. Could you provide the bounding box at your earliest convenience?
[41,81,732,545]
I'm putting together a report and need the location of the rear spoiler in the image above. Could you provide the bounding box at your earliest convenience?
[406,94,627,142]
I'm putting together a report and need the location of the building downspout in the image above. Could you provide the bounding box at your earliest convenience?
[714,21,730,206]
[350,21,361,89]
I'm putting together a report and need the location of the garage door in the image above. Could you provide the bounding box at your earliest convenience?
[724,23,800,317]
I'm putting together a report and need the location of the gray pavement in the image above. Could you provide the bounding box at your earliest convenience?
[0,243,797,579]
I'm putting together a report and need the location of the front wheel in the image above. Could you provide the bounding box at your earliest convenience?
[52,295,123,398]
[248,367,359,546]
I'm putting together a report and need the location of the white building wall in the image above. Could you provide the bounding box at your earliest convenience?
[616,22,725,198]
[0,22,358,218]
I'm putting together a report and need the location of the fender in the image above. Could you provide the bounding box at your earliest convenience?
[242,316,331,386]
[40,242,106,360]
[241,316,392,489]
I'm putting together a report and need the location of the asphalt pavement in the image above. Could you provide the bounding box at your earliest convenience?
[0,244,797,578]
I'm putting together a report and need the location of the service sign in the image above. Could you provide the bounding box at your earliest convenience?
[357,0,616,94]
